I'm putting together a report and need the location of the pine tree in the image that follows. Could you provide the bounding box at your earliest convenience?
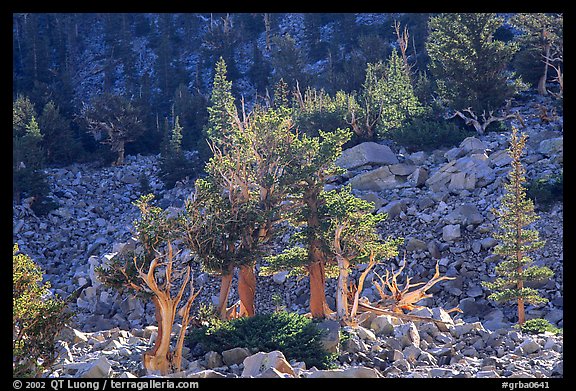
[159,116,196,189]
[204,57,237,147]
[482,127,553,325]
[38,100,82,165]
[426,13,524,113]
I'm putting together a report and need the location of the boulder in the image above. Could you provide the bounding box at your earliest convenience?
[389,163,416,176]
[378,200,407,219]
[204,351,223,369]
[222,347,251,366]
[370,315,396,336]
[356,192,387,212]
[78,357,112,378]
[317,319,340,353]
[336,142,398,170]
[393,322,420,348]
[349,166,403,191]
[442,224,461,242]
[407,167,428,187]
[241,351,295,378]
[460,137,488,154]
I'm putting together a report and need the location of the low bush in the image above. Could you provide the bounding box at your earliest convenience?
[517,318,562,335]
[389,114,471,152]
[187,311,337,369]
[525,173,563,210]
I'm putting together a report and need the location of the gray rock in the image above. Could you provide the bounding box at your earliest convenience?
[272,271,289,284]
[460,137,488,154]
[317,319,340,353]
[222,347,251,366]
[336,142,398,169]
[186,369,227,378]
[538,137,563,159]
[378,200,407,219]
[78,357,112,378]
[204,351,223,369]
[476,370,500,378]
[443,224,461,242]
[394,322,420,348]
[370,315,396,336]
[356,192,387,212]
[241,351,295,378]
[350,166,403,191]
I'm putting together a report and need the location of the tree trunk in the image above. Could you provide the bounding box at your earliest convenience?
[238,263,256,317]
[143,296,176,375]
[116,140,126,166]
[336,255,350,321]
[308,256,330,318]
[538,38,551,96]
[217,268,234,320]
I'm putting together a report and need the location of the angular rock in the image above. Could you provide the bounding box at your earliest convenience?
[79,356,112,378]
[336,142,398,170]
[349,166,402,191]
[370,315,396,336]
[356,192,386,212]
[538,137,563,158]
[460,137,487,154]
[186,369,227,378]
[520,338,541,354]
[241,351,295,378]
[442,224,461,242]
[317,319,340,353]
[272,271,289,284]
[394,322,420,348]
[378,200,407,219]
[222,347,251,366]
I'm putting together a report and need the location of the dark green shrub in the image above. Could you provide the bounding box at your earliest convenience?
[13,244,72,377]
[389,114,471,152]
[517,318,562,335]
[188,311,337,369]
[525,173,563,210]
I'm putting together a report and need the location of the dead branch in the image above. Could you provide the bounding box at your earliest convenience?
[447,107,524,135]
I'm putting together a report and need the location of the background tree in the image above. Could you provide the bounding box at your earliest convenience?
[158,116,197,189]
[81,93,145,166]
[38,100,83,166]
[482,127,553,325]
[13,96,58,215]
[426,13,524,115]
[510,13,563,96]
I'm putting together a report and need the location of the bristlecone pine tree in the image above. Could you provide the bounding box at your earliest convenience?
[482,127,553,325]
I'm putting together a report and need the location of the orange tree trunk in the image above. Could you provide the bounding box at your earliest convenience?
[238,263,257,317]
[143,296,176,375]
[307,248,331,318]
[217,267,234,320]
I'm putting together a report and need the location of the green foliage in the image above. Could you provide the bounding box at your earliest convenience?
[159,116,197,189]
[524,172,563,210]
[188,311,337,369]
[516,318,562,335]
[13,96,59,215]
[389,112,471,152]
[205,57,237,147]
[482,128,553,324]
[38,101,83,165]
[509,13,563,90]
[96,194,180,292]
[293,87,351,138]
[427,13,524,113]
[269,33,307,89]
[13,244,72,377]
[81,93,145,165]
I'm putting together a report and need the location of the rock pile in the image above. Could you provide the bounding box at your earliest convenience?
[13,95,563,378]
